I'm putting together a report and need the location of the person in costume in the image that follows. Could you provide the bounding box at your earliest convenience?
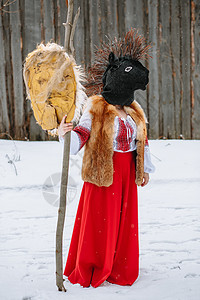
[58,29,155,288]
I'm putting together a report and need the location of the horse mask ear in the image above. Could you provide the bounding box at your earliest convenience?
[108,52,117,65]
[102,52,117,85]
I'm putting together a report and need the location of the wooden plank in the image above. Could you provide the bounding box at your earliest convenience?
[56,0,61,44]
[1,8,13,136]
[180,0,191,139]
[30,0,46,141]
[19,0,29,140]
[148,0,159,139]
[22,0,35,110]
[53,0,67,46]
[0,12,10,134]
[97,0,103,44]
[124,0,138,31]
[89,0,118,64]
[106,0,118,39]
[171,0,181,138]
[43,0,55,43]
[9,0,24,139]
[73,0,85,66]
[191,0,200,139]
[89,0,118,65]
[89,0,100,64]
[142,0,149,118]
[124,0,144,34]
[117,0,125,37]
[100,0,108,43]
[159,0,174,138]
[83,0,91,67]
[59,0,68,46]
[22,0,46,140]
[23,0,41,57]
[136,0,145,35]
[53,0,58,43]
[124,0,148,116]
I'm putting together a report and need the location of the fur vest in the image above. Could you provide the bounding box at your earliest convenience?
[81,95,147,187]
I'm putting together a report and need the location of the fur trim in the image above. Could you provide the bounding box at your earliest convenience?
[124,101,147,185]
[81,95,147,186]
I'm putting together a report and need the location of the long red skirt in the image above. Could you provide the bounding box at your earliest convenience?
[63,151,139,288]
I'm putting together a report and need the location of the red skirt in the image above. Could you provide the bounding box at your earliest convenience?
[64,151,139,288]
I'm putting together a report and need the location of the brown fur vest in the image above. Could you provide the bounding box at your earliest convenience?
[81,95,147,187]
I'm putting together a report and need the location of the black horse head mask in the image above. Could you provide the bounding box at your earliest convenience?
[85,29,151,104]
[102,52,149,106]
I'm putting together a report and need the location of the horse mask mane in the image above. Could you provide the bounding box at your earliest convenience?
[85,28,151,106]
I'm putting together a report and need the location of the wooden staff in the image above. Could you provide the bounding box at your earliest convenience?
[56,0,80,292]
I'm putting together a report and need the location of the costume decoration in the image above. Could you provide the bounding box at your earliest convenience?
[64,150,139,288]
[59,97,155,175]
[23,43,87,135]
[60,27,155,289]
[85,28,151,106]
[81,95,147,186]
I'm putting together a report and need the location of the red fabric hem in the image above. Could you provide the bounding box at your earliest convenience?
[64,151,139,288]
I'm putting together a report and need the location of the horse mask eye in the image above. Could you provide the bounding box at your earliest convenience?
[101,52,149,106]
[125,66,132,72]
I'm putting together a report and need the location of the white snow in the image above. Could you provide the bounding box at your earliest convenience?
[0,139,200,300]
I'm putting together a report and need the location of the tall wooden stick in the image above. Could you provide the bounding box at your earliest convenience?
[56,132,71,292]
[56,0,79,292]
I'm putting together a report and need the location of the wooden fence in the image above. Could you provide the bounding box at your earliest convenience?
[0,0,200,140]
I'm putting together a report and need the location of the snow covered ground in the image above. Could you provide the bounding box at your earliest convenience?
[0,139,200,300]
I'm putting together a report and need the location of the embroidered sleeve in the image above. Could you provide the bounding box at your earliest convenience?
[59,100,92,155]
[144,137,155,173]
[72,125,90,153]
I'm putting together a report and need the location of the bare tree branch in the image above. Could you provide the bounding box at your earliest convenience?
[0,0,16,12]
